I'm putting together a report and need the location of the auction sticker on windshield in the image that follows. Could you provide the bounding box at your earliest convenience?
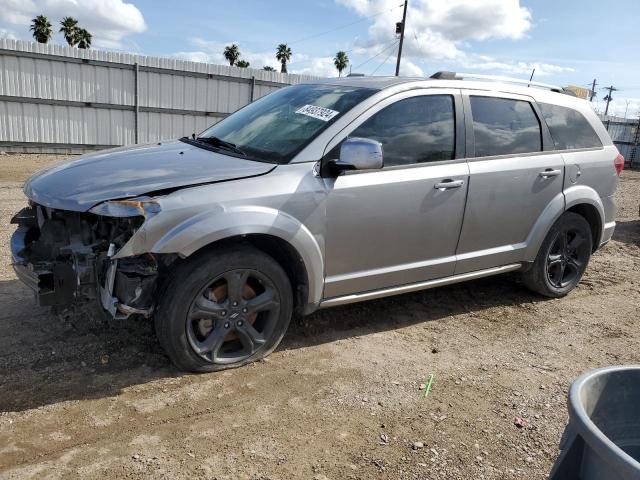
[295,104,340,122]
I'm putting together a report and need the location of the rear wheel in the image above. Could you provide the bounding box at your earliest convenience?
[155,246,293,372]
[522,212,593,298]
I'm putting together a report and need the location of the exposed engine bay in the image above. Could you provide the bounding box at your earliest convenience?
[10,202,173,319]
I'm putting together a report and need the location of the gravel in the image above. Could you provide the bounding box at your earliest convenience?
[0,154,638,479]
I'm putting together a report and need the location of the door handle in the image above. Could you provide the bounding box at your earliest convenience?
[434,179,464,190]
[539,169,562,178]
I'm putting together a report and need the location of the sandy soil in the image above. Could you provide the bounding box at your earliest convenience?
[0,153,638,480]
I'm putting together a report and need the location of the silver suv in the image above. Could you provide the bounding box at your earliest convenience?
[11,72,624,372]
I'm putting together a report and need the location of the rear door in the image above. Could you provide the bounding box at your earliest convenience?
[455,91,565,274]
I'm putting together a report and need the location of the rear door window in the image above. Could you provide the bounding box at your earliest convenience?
[469,96,542,157]
[539,103,602,150]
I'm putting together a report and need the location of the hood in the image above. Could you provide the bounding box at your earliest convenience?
[24,141,276,211]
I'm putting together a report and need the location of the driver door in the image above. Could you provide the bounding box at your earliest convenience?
[322,89,469,299]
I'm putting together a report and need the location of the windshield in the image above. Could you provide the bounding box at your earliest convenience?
[197,84,377,164]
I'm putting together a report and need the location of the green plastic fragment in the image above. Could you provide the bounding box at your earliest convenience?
[423,373,434,399]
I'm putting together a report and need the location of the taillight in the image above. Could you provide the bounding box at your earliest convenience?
[614,153,624,176]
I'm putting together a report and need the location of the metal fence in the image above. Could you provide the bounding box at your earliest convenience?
[0,40,319,154]
[599,114,640,168]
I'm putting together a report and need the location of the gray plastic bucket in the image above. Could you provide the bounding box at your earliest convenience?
[550,366,640,480]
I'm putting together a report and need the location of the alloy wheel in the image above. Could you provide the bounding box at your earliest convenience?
[186,269,280,364]
[546,228,590,289]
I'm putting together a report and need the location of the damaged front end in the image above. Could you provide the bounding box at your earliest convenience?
[11,200,171,319]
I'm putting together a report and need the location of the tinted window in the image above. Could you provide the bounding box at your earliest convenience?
[470,97,542,157]
[348,95,455,167]
[200,84,376,164]
[539,103,602,150]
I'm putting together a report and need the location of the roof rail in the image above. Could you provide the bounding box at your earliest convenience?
[430,71,573,95]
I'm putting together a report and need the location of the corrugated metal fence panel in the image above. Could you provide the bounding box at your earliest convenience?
[598,113,639,168]
[0,101,135,145]
[0,51,136,104]
[138,112,217,144]
[0,39,320,153]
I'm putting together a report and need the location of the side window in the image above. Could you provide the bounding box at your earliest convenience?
[470,96,542,157]
[539,103,602,150]
[347,95,456,167]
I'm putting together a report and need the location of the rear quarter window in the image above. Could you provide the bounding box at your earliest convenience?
[539,103,602,150]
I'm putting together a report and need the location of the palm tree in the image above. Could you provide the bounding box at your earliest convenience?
[30,15,52,44]
[236,60,250,68]
[59,17,78,46]
[262,66,276,71]
[223,44,240,66]
[275,44,292,74]
[334,51,349,77]
[74,28,92,49]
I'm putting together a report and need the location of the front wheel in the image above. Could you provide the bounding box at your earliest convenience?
[522,212,593,298]
[155,246,293,372]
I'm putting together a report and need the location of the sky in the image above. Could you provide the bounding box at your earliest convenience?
[1,0,639,118]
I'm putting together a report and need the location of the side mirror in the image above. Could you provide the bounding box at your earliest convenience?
[332,137,383,171]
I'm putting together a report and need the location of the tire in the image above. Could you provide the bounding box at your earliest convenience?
[155,245,293,372]
[522,212,593,298]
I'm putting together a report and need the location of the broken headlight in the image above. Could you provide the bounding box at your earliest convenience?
[89,198,161,218]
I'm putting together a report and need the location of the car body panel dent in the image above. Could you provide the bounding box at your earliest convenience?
[23,141,276,211]
[113,163,327,308]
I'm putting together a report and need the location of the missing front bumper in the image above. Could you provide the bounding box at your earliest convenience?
[11,226,77,306]
[11,205,159,317]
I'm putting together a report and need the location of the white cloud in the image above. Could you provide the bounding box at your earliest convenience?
[338,0,532,61]
[0,0,34,25]
[0,0,146,48]
[335,1,576,80]
[400,60,424,77]
[462,56,575,77]
[0,27,18,40]
[294,57,338,77]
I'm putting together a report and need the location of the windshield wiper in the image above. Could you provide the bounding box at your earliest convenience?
[193,136,247,156]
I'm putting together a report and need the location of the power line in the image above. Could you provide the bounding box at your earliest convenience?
[351,39,399,72]
[371,47,398,75]
[288,3,404,45]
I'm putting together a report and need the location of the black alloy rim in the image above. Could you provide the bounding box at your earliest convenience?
[186,269,280,364]
[546,228,590,288]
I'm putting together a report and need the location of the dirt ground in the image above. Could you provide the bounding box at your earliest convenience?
[0,153,638,480]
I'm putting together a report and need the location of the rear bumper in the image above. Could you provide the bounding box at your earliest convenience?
[11,226,76,306]
[600,221,616,247]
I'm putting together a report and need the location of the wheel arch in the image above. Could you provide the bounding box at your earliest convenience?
[563,185,605,251]
[149,207,324,313]
[189,234,312,315]
[566,203,602,252]
[523,186,605,262]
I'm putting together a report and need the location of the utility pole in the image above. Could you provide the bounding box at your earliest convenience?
[603,85,619,116]
[394,0,408,77]
[589,79,597,102]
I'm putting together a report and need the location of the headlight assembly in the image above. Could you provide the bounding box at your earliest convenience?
[89,198,161,218]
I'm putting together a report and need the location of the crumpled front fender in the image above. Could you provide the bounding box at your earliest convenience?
[118,205,325,309]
